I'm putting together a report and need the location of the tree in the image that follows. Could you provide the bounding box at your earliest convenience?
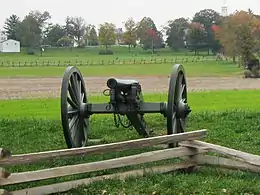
[45,24,66,46]
[16,15,41,48]
[136,17,157,46]
[28,10,51,45]
[122,17,137,51]
[3,14,21,40]
[192,9,222,54]
[89,26,99,46]
[64,16,86,47]
[165,17,189,51]
[16,10,51,50]
[215,10,260,64]
[84,24,99,46]
[186,22,207,55]
[136,17,163,52]
[57,35,74,47]
[28,10,51,28]
[98,22,116,50]
[116,28,123,45]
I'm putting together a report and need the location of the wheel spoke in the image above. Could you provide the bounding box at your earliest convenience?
[72,118,81,145]
[172,112,176,121]
[67,97,77,109]
[68,109,79,117]
[74,73,81,100]
[70,73,80,102]
[78,79,82,101]
[69,115,78,130]
[68,84,79,106]
[81,92,85,102]
[179,84,185,100]
[177,74,183,101]
[172,117,177,134]
[178,118,185,133]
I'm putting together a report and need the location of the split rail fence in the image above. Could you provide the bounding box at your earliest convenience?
[0,57,232,68]
[0,129,259,195]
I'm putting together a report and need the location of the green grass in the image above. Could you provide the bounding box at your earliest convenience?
[0,61,241,77]
[0,90,259,119]
[0,47,212,61]
[0,46,242,77]
[1,90,260,194]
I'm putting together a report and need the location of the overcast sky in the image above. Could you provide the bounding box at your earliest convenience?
[0,0,259,30]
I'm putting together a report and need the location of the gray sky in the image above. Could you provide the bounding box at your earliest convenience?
[1,0,259,30]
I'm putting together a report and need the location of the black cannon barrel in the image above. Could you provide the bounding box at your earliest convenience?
[107,77,139,89]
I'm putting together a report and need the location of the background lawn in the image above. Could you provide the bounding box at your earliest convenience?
[0,47,242,77]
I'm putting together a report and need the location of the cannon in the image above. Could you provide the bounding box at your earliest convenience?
[60,64,192,149]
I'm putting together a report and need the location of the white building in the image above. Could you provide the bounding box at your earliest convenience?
[0,39,20,53]
[0,32,20,53]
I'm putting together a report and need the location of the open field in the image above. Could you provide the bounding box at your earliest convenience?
[1,90,260,119]
[0,47,219,68]
[0,61,242,77]
[0,47,218,61]
[1,47,259,194]
[1,90,260,194]
[0,47,242,77]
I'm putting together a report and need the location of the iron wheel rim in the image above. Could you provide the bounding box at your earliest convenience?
[61,66,89,148]
[167,64,189,147]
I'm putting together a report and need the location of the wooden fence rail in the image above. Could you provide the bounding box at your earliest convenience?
[0,57,233,67]
[0,130,207,194]
[1,129,259,195]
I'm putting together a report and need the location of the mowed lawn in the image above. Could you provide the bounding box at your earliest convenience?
[0,47,242,77]
[0,61,242,77]
[0,90,259,119]
[0,90,260,194]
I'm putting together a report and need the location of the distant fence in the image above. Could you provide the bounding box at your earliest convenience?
[0,57,233,67]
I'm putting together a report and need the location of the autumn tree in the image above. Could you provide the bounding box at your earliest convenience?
[165,17,189,51]
[136,17,163,52]
[215,10,260,64]
[98,22,116,51]
[122,17,137,51]
[192,9,222,54]
[3,14,21,40]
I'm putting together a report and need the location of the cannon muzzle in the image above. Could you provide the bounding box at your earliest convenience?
[107,78,139,89]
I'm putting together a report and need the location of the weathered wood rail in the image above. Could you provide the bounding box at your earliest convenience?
[0,129,259,195]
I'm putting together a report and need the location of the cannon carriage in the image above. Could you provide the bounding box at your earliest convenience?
[60,64,191,149]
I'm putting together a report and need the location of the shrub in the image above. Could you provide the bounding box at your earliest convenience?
[98,50,114,55]
[27,48,35,55]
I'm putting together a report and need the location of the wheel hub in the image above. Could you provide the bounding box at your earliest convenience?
[176,100,191,118]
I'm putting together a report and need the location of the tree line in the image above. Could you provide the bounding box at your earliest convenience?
[2,9,260,64]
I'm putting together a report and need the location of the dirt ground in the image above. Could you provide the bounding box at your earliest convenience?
[0,76,260,100]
